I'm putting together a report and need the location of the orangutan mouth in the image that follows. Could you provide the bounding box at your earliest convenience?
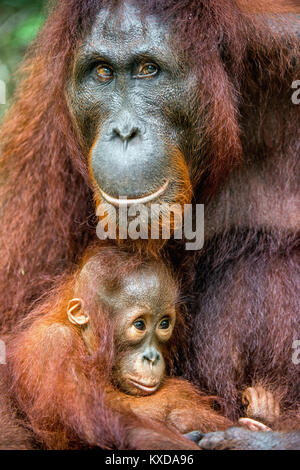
[127,378,159,393]
[99,180,169,207]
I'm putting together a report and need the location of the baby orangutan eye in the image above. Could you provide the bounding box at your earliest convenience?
[133,319,146,331]
[158,318,170,330]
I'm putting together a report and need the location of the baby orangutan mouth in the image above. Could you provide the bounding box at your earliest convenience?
[126,377,160,395]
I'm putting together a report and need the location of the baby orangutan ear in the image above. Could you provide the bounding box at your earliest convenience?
[67,298,89,326]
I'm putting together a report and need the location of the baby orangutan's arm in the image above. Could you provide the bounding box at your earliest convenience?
[107,378,233,435]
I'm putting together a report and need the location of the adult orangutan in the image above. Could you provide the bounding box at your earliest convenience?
[0,0,299,449]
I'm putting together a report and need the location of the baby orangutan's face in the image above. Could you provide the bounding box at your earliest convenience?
[67,263,177,396]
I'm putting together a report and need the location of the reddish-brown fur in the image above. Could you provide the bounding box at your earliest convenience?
[1,0,298,333]
[6,246,231,450]
[0,367,33,450]
[0,0,299,449]
[186,232,300,430]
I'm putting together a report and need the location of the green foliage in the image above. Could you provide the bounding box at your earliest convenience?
[0,0,46,117]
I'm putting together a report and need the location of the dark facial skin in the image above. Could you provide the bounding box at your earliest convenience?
[68,263,177,397]
[67,1,195,204]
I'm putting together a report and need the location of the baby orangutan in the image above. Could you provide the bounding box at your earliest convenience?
[9,245,234,450]
[8,245,269,450]
[66,246,233,438]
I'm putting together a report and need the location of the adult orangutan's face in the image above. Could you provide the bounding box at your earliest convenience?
[68,1,195,212]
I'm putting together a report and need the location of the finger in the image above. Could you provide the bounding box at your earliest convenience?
[239,418,271,432]
[258,388,267,413]
[242,387,256,406]
[256,386,266,400]
[242,387,258,415]
[274,399,280,418]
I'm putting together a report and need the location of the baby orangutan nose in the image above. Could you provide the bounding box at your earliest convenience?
[143,347,161,367]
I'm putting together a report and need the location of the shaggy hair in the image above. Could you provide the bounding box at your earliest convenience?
[0,0,299,334]
[0,0,299,448]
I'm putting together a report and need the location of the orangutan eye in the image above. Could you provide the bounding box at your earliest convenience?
[158,318,170,330]
[136,63,159,78]
[133,319,146,331]
[95,64,114,81]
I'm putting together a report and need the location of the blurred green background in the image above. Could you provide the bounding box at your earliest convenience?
[0,0,46,117]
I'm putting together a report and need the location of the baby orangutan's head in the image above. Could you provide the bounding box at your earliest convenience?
[67,248,179,396]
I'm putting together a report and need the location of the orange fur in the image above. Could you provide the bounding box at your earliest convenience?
[236,0,300,14]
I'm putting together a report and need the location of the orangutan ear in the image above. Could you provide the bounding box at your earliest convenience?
[67,298,89,326]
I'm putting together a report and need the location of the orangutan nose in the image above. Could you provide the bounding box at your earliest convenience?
[112,126,139,144]
[143,347,161,366]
